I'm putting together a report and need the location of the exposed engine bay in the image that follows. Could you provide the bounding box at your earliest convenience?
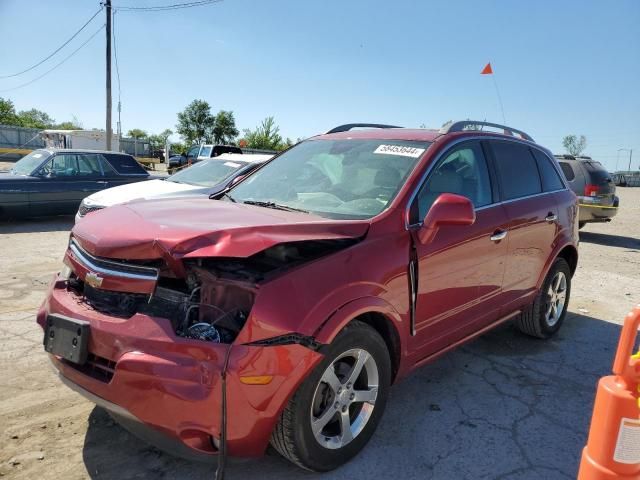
[66,239,357,344]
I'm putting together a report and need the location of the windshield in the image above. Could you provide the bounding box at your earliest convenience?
[10,150,51,176]
[229,139,430,219]
[168,158,248,187]
[198,146,212,158]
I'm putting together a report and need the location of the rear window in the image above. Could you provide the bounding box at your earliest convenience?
[491,141,542,200]
[532,149,564,192]
[583,161,611,183]
[559,162,575,181]
[102,153,148,175]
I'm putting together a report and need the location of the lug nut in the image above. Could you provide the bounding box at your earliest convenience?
[349,393,355,400]
[337,387,342,394]
[334,402,339,409]
[347,383,352,389]
[341,405,347,413]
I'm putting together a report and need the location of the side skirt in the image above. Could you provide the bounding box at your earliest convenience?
[412,309,522,370]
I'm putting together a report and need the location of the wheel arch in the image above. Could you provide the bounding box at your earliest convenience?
[536,242,579,291]
[557,244,578,277]
[313,297,405,384]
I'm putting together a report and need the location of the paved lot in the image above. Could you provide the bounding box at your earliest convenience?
[1,188,639,479]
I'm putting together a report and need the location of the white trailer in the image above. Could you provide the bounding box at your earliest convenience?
[40,130,120,151]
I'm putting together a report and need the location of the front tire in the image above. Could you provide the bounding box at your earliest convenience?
[271,321,391,471]
[517,258,571,339]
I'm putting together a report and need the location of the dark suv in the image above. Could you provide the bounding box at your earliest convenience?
[39,121,578,472]
[554,155,618,228]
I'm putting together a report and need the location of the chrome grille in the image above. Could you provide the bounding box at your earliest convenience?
[69,239,160,281]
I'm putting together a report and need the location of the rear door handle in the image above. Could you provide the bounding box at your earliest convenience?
[545,213,558,222]
[490,230,507,242]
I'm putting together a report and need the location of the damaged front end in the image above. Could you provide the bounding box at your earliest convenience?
[64,237,358,346]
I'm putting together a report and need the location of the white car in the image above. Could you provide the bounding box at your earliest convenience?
[75,153,271,223]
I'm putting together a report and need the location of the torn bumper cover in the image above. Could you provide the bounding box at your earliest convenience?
[38,275,324,458]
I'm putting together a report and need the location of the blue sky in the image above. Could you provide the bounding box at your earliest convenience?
[1,0,638,170]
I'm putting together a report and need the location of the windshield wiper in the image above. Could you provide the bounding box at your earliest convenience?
[222,192,236,202]
[243,200,308,213]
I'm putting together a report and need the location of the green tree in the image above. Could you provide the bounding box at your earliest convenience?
[176,99,215,145]
[160,128,173,143]
[17,108,55,129]
[212,110,239,144]
[127,128,148,139]
[147,129,175,150]
[55,116,82,130]
[168,141,186,155]
[242,117,283,150]
[0,97,20,126]
[562,135,587,156]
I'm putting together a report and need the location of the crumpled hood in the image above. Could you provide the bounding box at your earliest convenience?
[72,196,369,260]
[83,179,204,207]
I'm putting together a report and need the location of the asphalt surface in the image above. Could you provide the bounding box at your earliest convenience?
[1,187,639,479]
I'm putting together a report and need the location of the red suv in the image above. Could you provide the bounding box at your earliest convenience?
[38,121,578,472]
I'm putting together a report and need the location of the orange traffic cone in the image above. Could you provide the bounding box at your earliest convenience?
[578,305,640,479]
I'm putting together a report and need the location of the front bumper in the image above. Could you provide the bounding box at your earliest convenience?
[38,274,323,458]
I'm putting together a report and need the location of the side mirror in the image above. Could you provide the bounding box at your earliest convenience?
[418,193,475,244]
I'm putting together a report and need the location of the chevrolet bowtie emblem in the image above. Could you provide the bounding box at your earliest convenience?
[85,272,103,288]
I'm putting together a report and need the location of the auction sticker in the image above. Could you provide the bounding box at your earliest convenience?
[374,144,425,158]
[613,418,640,464]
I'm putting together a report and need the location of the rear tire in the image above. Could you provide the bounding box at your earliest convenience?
[270,321,391,472]
[517,258,571,339]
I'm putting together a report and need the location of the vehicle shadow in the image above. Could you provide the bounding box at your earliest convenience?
[0,216,75,234]
[580,231,640,250]
[81,311,621,480]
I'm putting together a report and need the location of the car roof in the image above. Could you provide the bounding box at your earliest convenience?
[319,128,442,142]
[317,121,539,145]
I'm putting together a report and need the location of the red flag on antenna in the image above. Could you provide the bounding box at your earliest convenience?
[481,63,493,75]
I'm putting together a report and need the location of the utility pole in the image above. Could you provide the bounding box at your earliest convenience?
[105,0,112,150]
[628,149,633,172]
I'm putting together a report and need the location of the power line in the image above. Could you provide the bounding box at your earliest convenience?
[0,25,106,93]
[114,0,223,12]
[112,11,122,102]
[0,7,103,79]
[112,9,122,136]
[0,133,43,159]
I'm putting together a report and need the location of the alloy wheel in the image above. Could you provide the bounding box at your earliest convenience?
[310,348,379,450]
[545,271,567,327]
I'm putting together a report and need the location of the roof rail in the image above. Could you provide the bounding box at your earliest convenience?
[440,120,534,142]
[325,123,402,134]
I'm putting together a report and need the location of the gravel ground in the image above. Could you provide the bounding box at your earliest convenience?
[0,188,639,480]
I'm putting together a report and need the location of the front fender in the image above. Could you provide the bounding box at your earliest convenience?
[313,295,405,346]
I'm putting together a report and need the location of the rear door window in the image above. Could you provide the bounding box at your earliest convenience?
[558,162,575,181]
[77,154,103,176]
[99,154,118,175]
[102,154,147,175]
[491,141,542,200]
[199,146,213,158]
[531,149,564,191]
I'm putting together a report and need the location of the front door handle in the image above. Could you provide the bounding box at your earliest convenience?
[545,213,558,223]
[490,230,507,242]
